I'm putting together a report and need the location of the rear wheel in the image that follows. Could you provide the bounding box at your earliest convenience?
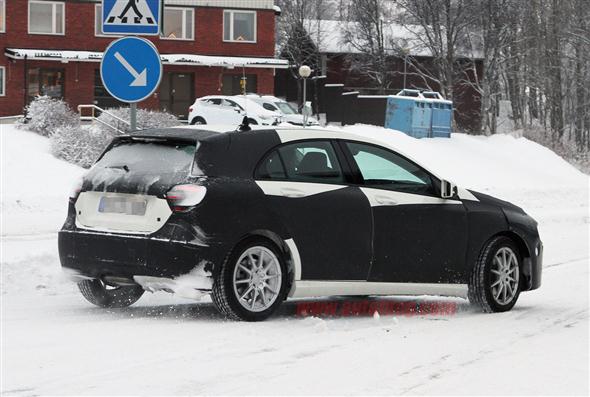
[191,116,206,125]
[212,239,287,321]
[78,279,144,308]
[469,236,521,312]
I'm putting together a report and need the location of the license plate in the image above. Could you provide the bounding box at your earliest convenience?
[98,196,147,216]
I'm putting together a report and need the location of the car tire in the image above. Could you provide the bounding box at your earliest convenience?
[78,279,144,308]
[191,116,206,125]
[212,238,288,321]
[468,236,522,313]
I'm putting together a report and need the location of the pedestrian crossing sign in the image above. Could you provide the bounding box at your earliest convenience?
[102,0,161,35]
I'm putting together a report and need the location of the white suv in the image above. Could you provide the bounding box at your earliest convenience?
[188,96,281,126]
[245,94,320,126]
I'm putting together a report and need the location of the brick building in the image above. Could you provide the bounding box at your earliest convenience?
[0,0,286,118]
[275,19,484,131]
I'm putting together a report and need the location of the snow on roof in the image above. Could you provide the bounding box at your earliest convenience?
[304,19,483,59]
[166,0,275,10]
[4,48,289,69]
[161,54,288,68]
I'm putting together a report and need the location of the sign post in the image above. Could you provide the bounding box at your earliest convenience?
[130,103,137,131]
[100,0,162,131]
[100,36,162,131]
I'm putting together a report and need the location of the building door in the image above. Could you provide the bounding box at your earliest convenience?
[160,73,194,120]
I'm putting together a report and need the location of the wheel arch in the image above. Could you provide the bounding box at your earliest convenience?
[232,230,297,298]
[191,116,206,125]
[494,230,531,259]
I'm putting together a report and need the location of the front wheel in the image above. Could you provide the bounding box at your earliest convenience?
[78,279,144,308]
[469,236,521,312]
[212,239,288,321]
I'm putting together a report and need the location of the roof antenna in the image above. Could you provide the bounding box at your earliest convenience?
[237,65,251,132]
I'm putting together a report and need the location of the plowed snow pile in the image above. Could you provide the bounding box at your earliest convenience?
[1,124,588,395]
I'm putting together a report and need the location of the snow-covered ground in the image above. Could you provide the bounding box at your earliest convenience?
[1,123,588,395]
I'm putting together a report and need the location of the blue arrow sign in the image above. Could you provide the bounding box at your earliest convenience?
[100,37,162,103]
[102,0,161,35]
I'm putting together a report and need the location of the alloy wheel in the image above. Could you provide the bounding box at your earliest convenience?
[232,246,282,312]
[490,247,519,305]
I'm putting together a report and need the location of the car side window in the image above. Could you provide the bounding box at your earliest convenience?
[262,103,278,111]
[345,142,433,194]
[279,141,344,183]
[224,99,243,110]
[255,150,286,180]
[256,141,344,184]
[207,98,222,105]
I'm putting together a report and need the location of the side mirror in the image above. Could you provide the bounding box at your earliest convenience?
[440,179,457,199]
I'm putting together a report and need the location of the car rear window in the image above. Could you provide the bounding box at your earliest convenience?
[96,140,196,174]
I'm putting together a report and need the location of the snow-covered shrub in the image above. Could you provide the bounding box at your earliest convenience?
[19,96,79,136]
[96,107,180,134]
[50,124,116,168]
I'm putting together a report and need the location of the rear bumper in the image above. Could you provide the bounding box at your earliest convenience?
[58,228,219,280]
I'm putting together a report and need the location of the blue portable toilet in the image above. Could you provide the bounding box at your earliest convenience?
[384,95,415,135]
[423,91,453,138]
[411,99,433,138]
[384,90,452,138]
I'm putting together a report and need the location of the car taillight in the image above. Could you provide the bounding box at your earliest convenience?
[69,176,84,203]
[166,184,207,212]
[189,107,193,113]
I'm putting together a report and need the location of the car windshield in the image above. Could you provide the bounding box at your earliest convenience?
[96,140,196,174]
[275,102,298,114]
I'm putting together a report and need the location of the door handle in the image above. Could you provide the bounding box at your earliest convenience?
[280,188,306,198]
[375,195,398,205]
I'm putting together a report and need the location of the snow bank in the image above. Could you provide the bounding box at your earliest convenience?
[336,124,588,190]
[1,124,85,236]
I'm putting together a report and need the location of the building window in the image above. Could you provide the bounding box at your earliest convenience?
[223,10,256,43]
[28,1,65,35]
[222,74,257,95]
[0,66,5,96]
[0,0,6,33]
[161,8,194,40]
[27,68,65,102]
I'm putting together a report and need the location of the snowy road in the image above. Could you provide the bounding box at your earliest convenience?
[1,126,589,395]
[2,235,588,395]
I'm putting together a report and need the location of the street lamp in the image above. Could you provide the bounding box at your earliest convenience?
[298,65,312,127]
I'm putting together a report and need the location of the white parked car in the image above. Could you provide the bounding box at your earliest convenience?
[245,94,320,126]
[188,96,281,126]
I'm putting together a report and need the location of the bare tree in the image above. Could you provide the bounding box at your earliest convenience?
[463,0,517,134]
[395,0,479,101]
[276,0,330,106]
[340,0,396,93]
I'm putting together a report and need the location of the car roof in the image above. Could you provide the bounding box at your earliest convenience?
[122,126,442,180]
[125,125,282,142]
[125,127,223,142]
